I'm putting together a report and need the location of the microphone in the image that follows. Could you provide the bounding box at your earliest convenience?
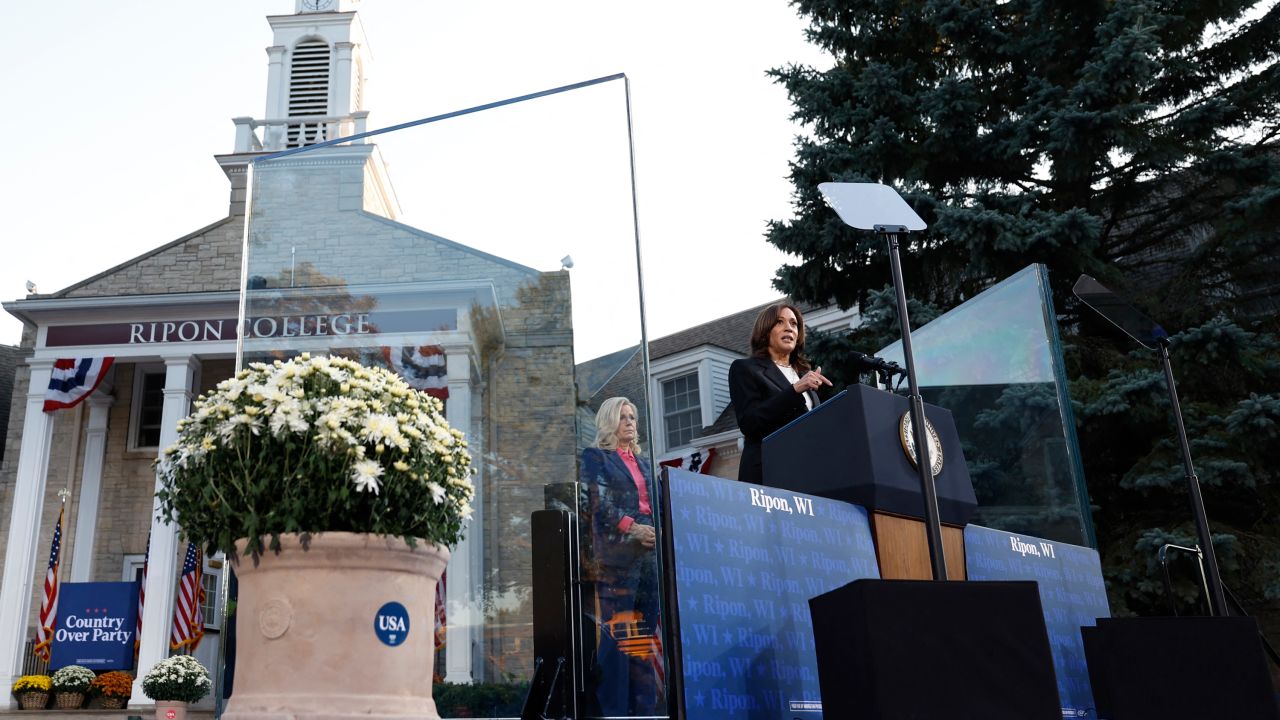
[850,351,904,377]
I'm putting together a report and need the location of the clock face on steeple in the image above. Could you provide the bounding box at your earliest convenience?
[300,0,334,12]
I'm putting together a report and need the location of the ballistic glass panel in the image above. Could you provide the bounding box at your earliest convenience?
[879,264,1095,546]
[238,78,666,719]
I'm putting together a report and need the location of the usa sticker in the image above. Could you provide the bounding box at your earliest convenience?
[374,602,410,646]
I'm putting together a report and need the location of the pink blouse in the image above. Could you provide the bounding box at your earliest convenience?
[615,448,651,533]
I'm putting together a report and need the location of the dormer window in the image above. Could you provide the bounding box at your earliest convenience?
[648,346,739,455]
[288,40,332,147]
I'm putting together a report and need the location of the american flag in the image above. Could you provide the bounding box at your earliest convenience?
[650,620,666,690]
[33,507,63,662]
[170,543,205,651]
[135,532,150,655]
[43,357,114,412]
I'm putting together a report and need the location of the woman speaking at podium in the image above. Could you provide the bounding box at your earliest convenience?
[729,303,831,484]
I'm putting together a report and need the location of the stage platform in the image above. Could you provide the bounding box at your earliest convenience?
[0,707,212,712]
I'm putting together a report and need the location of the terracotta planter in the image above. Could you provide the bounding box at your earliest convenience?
[16,692,48,710]
[53,691,85,709]
[155,699,188,720]
[221,532,450,720]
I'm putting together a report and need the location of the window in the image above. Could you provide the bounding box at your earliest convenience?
[131,368,165,449]
[123,554,146,584]
[121,554,222,631]
[200,559,222,630]
[662,373,701,449]
[648,346,738,455]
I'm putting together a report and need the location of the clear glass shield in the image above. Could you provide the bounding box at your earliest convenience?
[879,264,1095,546]
[237,77,666,718]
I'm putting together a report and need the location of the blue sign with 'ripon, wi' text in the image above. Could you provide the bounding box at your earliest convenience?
[51,582,139,671]
[964,524,1111,718]
[665,468,880,719]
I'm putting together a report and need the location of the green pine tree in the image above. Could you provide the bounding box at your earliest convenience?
[768,0,1280,627]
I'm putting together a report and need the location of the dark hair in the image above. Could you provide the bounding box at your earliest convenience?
[748,303,811,374]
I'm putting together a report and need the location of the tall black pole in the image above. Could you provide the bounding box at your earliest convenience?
[881,226,948,581]
[1158,339,1228,616]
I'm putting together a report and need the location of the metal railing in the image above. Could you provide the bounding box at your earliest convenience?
[232,111,370,153]
[20,639,49,676]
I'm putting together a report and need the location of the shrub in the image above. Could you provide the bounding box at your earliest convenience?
[141,655,211,703]
[89,671,133,699]
[12,675,51,695]
[154,354,475,558]
[50,665,95,693]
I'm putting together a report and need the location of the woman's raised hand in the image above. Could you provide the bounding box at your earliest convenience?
[793,366,833,394]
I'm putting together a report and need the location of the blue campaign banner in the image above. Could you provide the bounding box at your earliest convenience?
[665,468,880,719]
[964,524,1111,718]
[51,582,139,671]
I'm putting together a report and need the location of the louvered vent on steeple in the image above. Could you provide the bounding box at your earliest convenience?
[287,39,332,147]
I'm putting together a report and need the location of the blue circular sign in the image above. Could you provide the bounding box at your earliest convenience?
[374,601,410,647]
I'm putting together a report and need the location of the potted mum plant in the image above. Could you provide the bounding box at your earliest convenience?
[11,675,50,710]
[154,354,474,720]
[88,670,133,709]
[50,665,94,709]
[141,655,211,720]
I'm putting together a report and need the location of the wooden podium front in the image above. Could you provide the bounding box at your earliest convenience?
[761,384,978,580]
[870,513,966,580]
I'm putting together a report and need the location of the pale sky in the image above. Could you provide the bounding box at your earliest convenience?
[1,1,830,360]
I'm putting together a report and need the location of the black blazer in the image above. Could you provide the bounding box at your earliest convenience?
[729,356,820,485]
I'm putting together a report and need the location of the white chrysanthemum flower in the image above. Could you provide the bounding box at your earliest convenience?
[426,482,446,504]
[352,459,384,494]
[363,413,398,439]
[362,412,409,451]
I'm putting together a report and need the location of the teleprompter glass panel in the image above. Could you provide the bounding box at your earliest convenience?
[238,78,667,719]
[879,264,1095,546]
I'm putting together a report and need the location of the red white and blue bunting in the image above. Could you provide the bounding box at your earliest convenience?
[43,357,114,412]
[381,345,448,400]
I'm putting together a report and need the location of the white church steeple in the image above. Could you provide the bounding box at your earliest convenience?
[218,1,398,219]
[259,1,372,149]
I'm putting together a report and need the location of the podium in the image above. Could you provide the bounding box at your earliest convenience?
[761,384,977,580]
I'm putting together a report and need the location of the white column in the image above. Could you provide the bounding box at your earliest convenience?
[443,352,475,683]
[0,362,56,705]
[132,356,199,706]
[264,45,287,119]
[69,391,114,583]
[333,42,354,118]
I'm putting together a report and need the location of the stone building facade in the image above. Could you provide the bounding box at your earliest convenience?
[0,1,575,708]
[0,345,25,466]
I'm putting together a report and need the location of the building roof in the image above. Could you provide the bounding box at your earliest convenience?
[649,299,794,359]
[575,345,638,399]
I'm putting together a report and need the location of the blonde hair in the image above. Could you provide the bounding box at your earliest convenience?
[594,397,640,453]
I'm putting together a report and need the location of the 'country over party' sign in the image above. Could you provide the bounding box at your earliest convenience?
[51,582,139,671]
